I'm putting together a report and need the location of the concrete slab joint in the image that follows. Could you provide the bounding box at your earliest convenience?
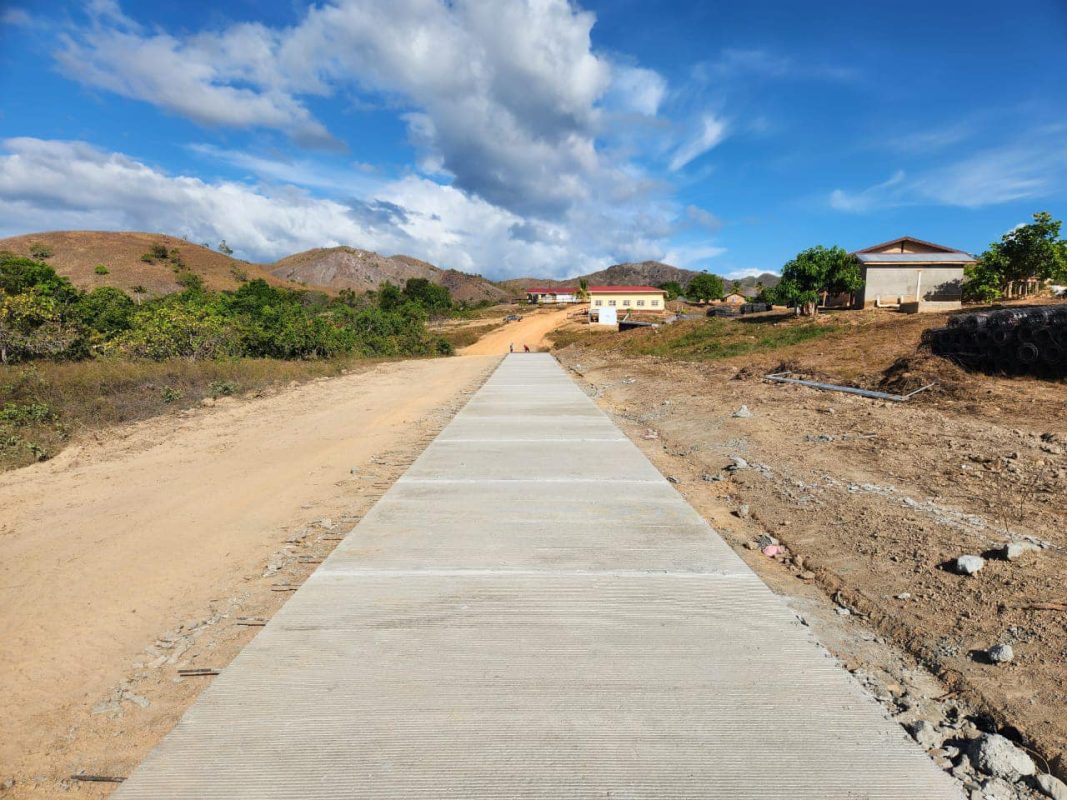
[115,353,963,799]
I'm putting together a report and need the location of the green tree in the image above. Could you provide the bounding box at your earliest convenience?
[687,272,724,303]
[0,253,81,304]
[658,281,683,300]
[217,240,234,256]
[730,280,743,295]
[773,245,862,316]
[28,242,53,260]
[401,278,452,316]
[971,211,1067,300]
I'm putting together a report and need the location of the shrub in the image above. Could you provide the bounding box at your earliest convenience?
[208,380,239,398]
[161,385,184,404]
[176,272,204,292]
[140,253,155,263]
[0,401,56,425]
[105,304,241,360]
[29,243,53,260]
[94,264,109,275]
[150,243,170,260]
[78,287,136,338]
[131,284,148,294]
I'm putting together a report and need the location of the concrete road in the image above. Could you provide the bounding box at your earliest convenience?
[115,353,962,799]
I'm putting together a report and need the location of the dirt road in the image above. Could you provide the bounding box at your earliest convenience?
[0,355,496,796]
[459,307,577,355]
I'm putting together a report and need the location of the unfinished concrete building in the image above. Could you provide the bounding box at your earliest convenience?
[853,236,976,312]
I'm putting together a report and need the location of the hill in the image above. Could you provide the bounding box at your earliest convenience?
[499,261,780,295]
[270,247,508,304]
[0,231,310,296]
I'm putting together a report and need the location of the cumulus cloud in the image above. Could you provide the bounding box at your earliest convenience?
[669,114,728,171]
[56,0,674,220]
[0,138,706,278]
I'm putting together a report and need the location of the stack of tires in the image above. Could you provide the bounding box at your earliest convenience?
[925,306,1067,377]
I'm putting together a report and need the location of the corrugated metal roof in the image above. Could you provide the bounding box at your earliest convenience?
[525,285,667,294]
[857,252,975,264]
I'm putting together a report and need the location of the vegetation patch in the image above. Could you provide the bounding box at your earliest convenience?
[439,321,505,349]
[553,316,842,362]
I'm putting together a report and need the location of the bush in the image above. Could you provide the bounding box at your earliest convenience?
[140,253,155,263]
[94,264,109,275]
[150,243,170,260]
[106,304,241,360]
[160,385,184,404]
[78,287,136,338]
[29,243,53,260]
[208,380,239,398]
[176,272,204,292]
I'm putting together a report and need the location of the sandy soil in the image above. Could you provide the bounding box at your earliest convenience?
[459,307,579,355]
[555,342,1067,781]
[0,355,497,796]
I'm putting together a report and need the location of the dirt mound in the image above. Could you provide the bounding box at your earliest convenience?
[879,352,976,399]
[271,246,507,304]
[0,231,307,297]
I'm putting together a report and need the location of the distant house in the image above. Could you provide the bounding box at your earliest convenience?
[722,293,746,305]
[853,237,976,312]
[588,285,667,313]
[526,287,580,304]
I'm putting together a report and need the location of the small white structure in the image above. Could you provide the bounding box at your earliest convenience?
[591,306,617,326]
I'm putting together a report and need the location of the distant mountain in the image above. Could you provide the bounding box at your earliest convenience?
[0,231,305,297]
[270,247,508,304]
[499,261,779,296]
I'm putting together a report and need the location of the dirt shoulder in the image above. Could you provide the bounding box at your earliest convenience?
[0,355,497,797]
[554,341,1067,781]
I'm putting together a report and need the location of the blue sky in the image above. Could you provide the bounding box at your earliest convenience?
[1,0,1065,279]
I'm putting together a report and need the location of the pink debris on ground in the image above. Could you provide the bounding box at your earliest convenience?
[762,544,781,557]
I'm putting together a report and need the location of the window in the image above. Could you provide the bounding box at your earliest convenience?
[651,299,660,307]
[623,299,631,306]
[608,300,616,306]
[637,299,645,307]
[594,299,602,306]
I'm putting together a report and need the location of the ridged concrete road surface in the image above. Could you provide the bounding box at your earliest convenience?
[116,353,962,799]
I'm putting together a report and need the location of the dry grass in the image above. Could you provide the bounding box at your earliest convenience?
[0,356,381,471]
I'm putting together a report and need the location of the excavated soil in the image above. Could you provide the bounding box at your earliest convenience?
[555,319,1067,779]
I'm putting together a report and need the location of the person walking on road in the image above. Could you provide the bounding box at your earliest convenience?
[509,343,514,353]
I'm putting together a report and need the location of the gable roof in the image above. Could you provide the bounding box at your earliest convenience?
[854,236,963,255]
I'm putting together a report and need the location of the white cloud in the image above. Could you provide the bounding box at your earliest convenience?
[669,114,728,171]
[696,48,858,83]
[1,8,34,27]
[830,135,1067,212]
[661,243,727,269]
[0,138,685,279]
[55,0,674,220]
[725,267,776,279]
